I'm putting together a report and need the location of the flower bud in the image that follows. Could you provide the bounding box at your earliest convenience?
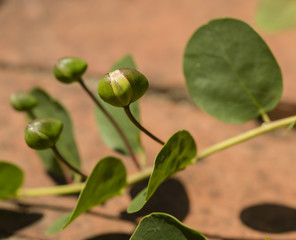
[54,57,87,83]
[25,118,63,150]
[98,68,149,107]
[10,92,37,111]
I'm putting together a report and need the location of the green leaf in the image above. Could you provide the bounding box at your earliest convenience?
[95,100,142,154]
[45,213,71,235]
[0,161,24,200]
[130,212,206,240]
[183,18,282,124]
[95,55,144,155]
[127,187,147,213]
[256,0,296,31]
[127,130,196,213]
[46,157,126,235]
[147,130,196,199]
[29,88,81,178]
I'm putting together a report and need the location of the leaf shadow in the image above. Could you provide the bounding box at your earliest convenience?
[0,208,43,237]
[46,170,69,185]
[269,102,296,121]
[257,102,296,124]
[85,233,131,240]
[240,202,296,233]
[120,177,190,223]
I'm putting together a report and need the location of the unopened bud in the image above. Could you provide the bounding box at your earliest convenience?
[25,118,63,150]
[98,68,149,107]
[10,92,37,111]
[54,57,87,83]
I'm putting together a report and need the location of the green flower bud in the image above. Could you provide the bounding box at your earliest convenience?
[25,117,63,150]
[10,92,37,111]
[54,57,87,83]
[98,68,149,107]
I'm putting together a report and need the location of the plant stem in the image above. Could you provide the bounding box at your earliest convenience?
[124,105,165,145]
[127,166,153,185]
[17,166,153,198]
[78,78,141,170]
[260,109,271,123]
[198,115,296,160]
[17,183,85,198]
[51,145,88,179]
[16,115,296,198]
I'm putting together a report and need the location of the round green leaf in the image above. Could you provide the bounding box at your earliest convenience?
[130,213,206,240]
[183,18,282,124]
[0,161,24,200]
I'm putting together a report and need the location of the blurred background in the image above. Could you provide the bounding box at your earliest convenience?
[1,0,296,239]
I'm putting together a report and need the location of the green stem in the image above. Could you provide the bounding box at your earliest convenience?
[124,105,165,145]
[260,109,271,123]
[16,115,296,198]
[51,145,88,179]
[17,183,85,198]
[198,115,296,160]
[78,78,141,170]
[17,166,153,198]
[127,166,153,185]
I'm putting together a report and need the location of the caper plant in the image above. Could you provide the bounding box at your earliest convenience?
[1,17,294,239]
